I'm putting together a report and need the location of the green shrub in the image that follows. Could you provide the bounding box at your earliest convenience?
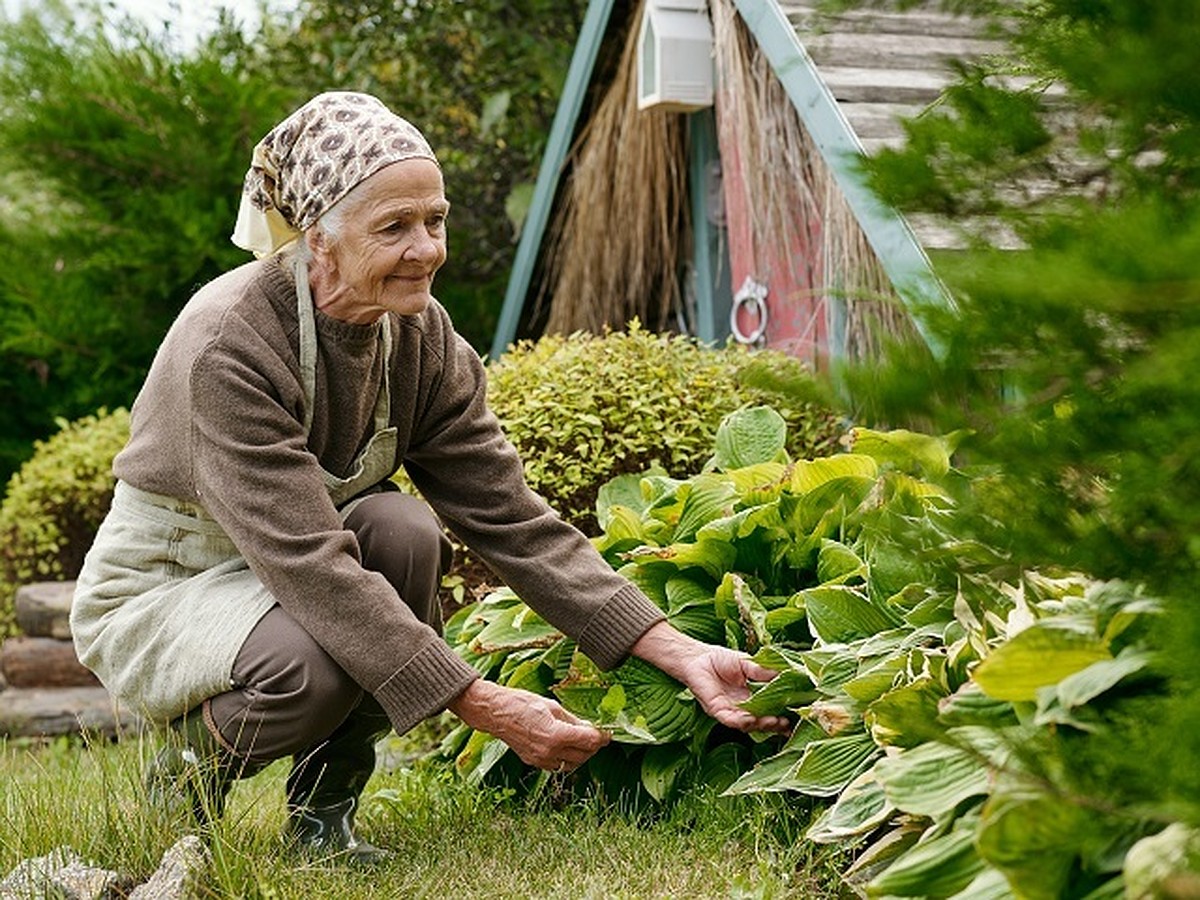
[0,409,129,636]
[485,323,846,532]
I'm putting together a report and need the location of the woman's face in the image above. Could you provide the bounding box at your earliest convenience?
[307,158,449,324]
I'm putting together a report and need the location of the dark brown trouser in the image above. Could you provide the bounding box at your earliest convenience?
[199,489,452,774]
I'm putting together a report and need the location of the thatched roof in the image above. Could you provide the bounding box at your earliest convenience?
[492,0,1017,360]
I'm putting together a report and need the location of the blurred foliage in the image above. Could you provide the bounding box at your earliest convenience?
[0,1,586,486]
[834,0,1200,827]
[484,323,846,532]
[0,2,297,483]
[260,0,590,350]
[0,408,129,637]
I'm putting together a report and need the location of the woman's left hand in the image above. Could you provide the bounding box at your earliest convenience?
[631,621,792,734]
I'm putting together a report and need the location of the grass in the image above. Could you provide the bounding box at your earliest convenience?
[0,729,851,899]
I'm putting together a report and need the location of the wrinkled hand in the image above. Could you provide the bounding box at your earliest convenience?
[448,679,610,773]
[632,622,792,734]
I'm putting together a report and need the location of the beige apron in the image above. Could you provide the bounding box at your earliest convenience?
[71,258,397,723]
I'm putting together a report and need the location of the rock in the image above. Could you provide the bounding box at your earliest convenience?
[0,846,132,899]
[0,686,140,739]
[14,582,76,640]
[129,836,211,900]
[1,637,99,689]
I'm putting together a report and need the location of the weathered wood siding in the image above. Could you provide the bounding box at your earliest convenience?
[780,2,1006,249]
[782,1,1003,153]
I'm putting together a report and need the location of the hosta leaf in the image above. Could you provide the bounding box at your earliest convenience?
[740,669,818,716]
[781,476,877,542]
[719,746,805,795]
[806,769,895,844]
[946,867,1015,900]
[817,538,867,584]
[1036,647,1153,720]
[714,572,770,652]
[865,676,949,747]
[455,729,510,785]
[801,648,859,693]
[789,453,880,493]
[641,743,692,801]
[850,426,958,479]
[596,470,654,525]
[673,474,738,542]
[866,539,929,604]
[977,791,1099,900]
[664,575,715,614]
[803,585,901,644]
[695,501,781,544]
[668,602,726,644]
[726,732,878,798]
[1123,823,1200,900]
[725,461,789,503]
[609,658,701,743]
[713,405,788,469]
[622,539,738,581]
[842,821,926,893]
[591,505,646,553]
[617,562,671,611]
[874,740,991,817]
[868,821,986,898]
[764,597,807,634]
[695,742,749,793]
[972,623,1111,702]
[841,654,907,705]
[784,732,881,797]
[937,682,1019,728]
[469,603,562,654]
[500,654,555,693]
[751,644,811,675]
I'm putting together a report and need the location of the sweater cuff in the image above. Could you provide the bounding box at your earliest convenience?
[575,583,666,671]
[374,640,480,735]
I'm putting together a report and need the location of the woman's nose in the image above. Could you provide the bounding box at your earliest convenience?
[404,229,442,263]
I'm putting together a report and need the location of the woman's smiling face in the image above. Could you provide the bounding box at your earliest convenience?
[306,158,449,324]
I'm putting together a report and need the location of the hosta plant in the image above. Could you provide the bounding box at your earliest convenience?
[434,406,1190,896]
[437,406,974,801]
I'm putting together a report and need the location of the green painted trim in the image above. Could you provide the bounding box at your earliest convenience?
[490,0,618,360]
[731,0,954,353]
[688,109,732,344]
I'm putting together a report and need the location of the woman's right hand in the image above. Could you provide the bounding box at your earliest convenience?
[448,678,610,773]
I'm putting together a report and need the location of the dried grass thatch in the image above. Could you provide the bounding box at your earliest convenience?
[538,0,691,335]
[710,0,918,360]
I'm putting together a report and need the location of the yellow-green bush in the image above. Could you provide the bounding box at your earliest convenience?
[485,324,846,532]
[0,409,129,636]
[0,330,845,636]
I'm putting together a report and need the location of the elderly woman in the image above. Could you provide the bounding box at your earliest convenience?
[71,92,785,862]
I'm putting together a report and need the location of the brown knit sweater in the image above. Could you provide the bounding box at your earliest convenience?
[111,253,664,733]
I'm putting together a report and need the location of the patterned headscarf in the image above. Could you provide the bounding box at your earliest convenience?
[231,91,438,258]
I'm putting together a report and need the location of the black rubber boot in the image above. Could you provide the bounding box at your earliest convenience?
[284,698,392,864]
[145,705,257,827]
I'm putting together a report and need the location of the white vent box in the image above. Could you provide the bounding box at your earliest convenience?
[637,0,715,112]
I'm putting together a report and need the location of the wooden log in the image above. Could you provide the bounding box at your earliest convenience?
[14,581,76,640]
[1,636,98,688]
[0,686,140,738]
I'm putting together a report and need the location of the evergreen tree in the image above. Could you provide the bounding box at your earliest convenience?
[841,0,1200,822]
[0,4,298,480]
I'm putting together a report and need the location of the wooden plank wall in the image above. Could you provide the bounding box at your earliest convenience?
[780,2,1005,249]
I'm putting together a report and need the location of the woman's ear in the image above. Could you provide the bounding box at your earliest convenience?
[305,227,327,258]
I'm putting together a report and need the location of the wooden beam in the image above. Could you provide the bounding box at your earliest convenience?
[490,0,618,361]
[688,108,733,344]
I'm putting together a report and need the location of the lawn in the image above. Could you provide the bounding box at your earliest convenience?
[0,727,850,899]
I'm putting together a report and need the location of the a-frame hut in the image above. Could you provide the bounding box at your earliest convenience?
[491,0,1002,368]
